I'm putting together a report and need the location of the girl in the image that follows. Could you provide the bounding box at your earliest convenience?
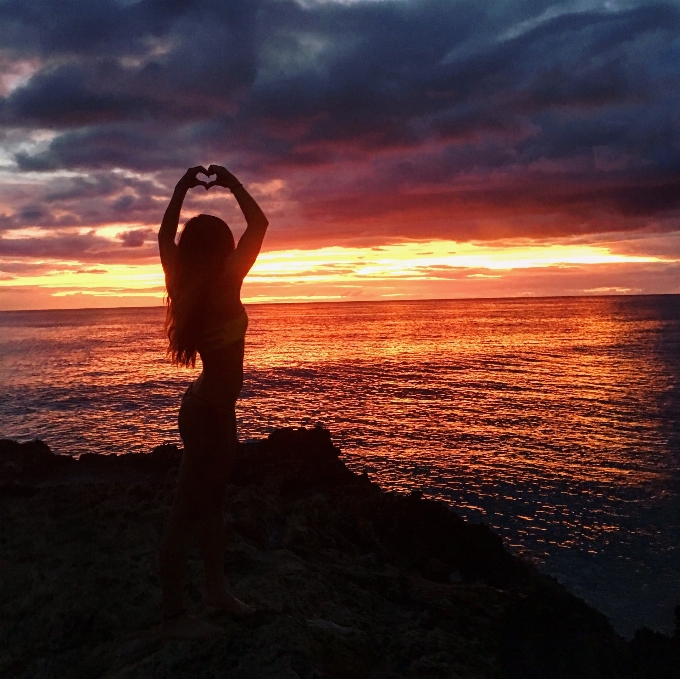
[158,164,268,638]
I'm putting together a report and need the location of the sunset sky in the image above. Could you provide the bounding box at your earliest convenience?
[0,0,679,309]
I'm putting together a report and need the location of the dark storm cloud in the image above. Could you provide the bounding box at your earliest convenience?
[0,170,170,231]
[1,0,679,251]
[118,227,154,247]
[0,229,159,262]
[0,230,110,258]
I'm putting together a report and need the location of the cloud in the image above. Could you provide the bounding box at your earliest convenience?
[118,227,153,247]
[0,0,678,267]
[0,229,159,263]
[0,169,170,231]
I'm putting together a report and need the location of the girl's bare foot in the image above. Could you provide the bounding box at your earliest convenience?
[162,611,226,639]
[202,587,256,617]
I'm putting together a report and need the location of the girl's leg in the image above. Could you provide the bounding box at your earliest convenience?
[199,486,228,598]
[199,493,254,616]
[198,410,255,616]
[160,442,204,618]
[198,406,233,598]
[160,443,227,637]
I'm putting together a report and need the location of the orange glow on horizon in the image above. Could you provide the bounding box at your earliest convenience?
[0,239,672,309]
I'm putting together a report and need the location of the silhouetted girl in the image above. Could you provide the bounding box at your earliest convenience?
[158,165,268,637]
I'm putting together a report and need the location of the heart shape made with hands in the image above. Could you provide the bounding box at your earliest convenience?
[197,172,217,187]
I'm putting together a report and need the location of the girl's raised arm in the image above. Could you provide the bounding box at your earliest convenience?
[207,164,269,278]
[158,166,209,285]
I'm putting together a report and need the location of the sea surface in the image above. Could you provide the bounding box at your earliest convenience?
[1,296,679,638]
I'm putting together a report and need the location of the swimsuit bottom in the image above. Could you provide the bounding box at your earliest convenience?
[178,386,238,454]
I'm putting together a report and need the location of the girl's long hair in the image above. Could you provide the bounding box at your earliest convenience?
[165,214,235,367]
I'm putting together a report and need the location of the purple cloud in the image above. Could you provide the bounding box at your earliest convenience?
[118,228,153,247]
[0,0,677,262]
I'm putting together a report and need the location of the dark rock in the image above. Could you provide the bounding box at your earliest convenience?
[232,426,355,491]
[499,586,630,679]
[631,626,680,679]
[0,482,38,498]
[148,443,182,472]
[0,439,73,479]
[0,427,676,678]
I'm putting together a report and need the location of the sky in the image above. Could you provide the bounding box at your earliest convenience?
[0,0,679,309]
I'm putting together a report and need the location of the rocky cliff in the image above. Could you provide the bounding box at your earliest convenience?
[1,428,678,678]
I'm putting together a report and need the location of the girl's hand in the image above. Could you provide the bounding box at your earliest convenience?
[206,165,241,190]
[177,166,210,191]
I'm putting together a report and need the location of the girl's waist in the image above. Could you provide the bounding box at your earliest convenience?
[197,308,248,352]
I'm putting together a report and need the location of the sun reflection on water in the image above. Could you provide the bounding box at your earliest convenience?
[0,296,678,636]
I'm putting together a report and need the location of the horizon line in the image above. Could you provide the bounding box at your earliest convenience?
[2,291,679,314]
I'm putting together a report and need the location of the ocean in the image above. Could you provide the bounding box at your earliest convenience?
[1,296,678,638]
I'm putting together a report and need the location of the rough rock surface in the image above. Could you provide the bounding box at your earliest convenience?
[1,429,678,679]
